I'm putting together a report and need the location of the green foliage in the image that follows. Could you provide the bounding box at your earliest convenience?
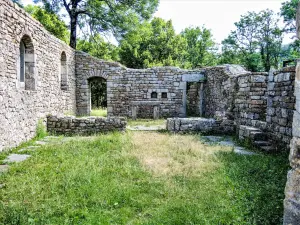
[221,10,282,72]
[181,26,218,68]
[280,0,300,33]
[24,5,69,44]
[119,18,187,68]
[89,77,107,109]
[34,0,159,48]
[77,34,119,61]
[36,119,47,139]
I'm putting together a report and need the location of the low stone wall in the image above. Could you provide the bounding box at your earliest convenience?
[166,117,235,134]
[47,116,126,135]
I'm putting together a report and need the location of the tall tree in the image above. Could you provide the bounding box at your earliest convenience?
[119,18,187,69]
[34,0,159,49]
[181,26,217,68]
[221,10,282,72]
[25,5,69,43]
[280,0,300,34]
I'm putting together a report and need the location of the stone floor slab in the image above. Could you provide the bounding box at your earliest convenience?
[4,154,31,163]
[219,140,235,146]
[35,141,47,145]
[234,147,257,155]
[127,125,165,131]
[0,165,9,173]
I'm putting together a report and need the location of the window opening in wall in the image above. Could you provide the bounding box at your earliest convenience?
[60,52,68,90]
[151,92,157,98]
[162,92,167,98]
[19,41,25,82]
[19,35,35,90]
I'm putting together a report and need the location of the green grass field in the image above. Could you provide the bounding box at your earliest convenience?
[0,132,289,224]
[90,108,107,117]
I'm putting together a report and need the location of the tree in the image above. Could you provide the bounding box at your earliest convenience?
[77,34,119,61]
[24,5,69,43]
[280,0,300,34]
[34,0,159,49]
[119,18,187,69]
[221,10,282,72]
[181,26,217,68]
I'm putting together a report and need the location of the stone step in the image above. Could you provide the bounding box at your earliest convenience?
[249,131,268,141]
[254,141,272,147]
[260,146,276,153]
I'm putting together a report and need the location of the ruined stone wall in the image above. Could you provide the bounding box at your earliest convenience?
[266,67,295,148]
[47,115,126,135]
[204,65,248,119]
[283,61,300,225]
[234,72,268,127]
[0,0,76,151]
[75,51,205,119]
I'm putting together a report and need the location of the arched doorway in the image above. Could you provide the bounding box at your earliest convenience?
[88,77,107,116]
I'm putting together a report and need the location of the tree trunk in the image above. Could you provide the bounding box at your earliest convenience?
[70,14,78,49]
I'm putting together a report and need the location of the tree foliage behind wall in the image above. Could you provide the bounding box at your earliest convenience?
[89,78,107,109]
[24,5,69,44]
[220,10,282,72]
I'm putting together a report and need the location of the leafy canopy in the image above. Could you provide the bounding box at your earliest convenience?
[34,0,159,48]
[24,5,69,44]
[181,26,217,68]
[119,18,187,69]
[77,34,119,61]
[221,10,282,72]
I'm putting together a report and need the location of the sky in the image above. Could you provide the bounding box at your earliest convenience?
[22,0,294,44]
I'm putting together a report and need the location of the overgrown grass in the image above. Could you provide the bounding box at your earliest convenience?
[127,119,166,127]
[90,108,107,117]
[0,132,289,224]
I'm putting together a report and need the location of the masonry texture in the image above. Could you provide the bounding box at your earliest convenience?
[47,115,126,135]
[0,0,76,151]
[283,61,300,224]
[2,0,300,222]
[76,51,206,119]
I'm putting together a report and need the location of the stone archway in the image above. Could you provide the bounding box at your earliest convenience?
[76,69,108,116]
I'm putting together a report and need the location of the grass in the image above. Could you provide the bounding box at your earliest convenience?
[0,132,289,224]
[127,119,166,127]
[90,108,107,117]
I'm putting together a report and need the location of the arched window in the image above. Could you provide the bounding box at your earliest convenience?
[60,51,68,90]
[19,35,35,90]
[19,41,25,83]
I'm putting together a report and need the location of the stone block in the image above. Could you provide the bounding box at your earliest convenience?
[293,111,300,138]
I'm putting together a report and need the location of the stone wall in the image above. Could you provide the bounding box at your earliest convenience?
[47,115,126,135]
[166,117,235,134]
[283,61,300,224]
[0,0,76,151]
[75,51,206,119]
[234,72,268,126]
[267,67,295,149]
